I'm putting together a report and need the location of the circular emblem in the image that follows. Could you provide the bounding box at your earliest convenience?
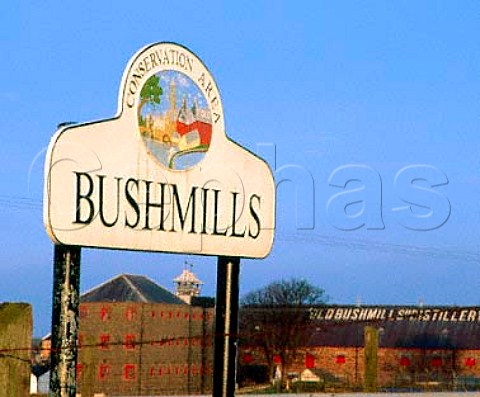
[138,70,212,170]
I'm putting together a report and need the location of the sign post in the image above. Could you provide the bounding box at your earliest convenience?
[49,245,81,397]
[213,257,240,397]
[44,42,275,396]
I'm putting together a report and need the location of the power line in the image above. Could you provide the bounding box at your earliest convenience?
[277,233,480,263]
[0,195,42,212]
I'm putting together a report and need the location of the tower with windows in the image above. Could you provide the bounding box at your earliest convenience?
[174,265,203,304]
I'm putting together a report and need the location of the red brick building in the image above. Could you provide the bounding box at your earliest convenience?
[76,273,214,396]
[46,271,480,394]
[239,305,480,391]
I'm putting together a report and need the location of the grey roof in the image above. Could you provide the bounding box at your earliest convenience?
[81,274,186,305]
[305,305,480,349]
[240,305,480,350]
[307,319,480,349]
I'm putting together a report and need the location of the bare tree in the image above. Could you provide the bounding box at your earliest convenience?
[239,278,327,388]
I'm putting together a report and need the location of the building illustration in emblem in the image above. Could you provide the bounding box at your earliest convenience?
[138,71,212,170]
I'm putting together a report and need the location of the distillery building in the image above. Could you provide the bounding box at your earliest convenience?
[43,269,480,395]
[75,271,214,397]
[238,305,480,391]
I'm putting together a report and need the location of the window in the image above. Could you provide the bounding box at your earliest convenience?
[123,364,136,381]
[399,356,411,367]
[124,334,136,350]
[466,357,476,367]
[99,334,110,350]
[79,305,89,319]
[100,306,110,321]
[98,364,110,380]
[125,307,136,321]
[305,353,315,369]
[243,353,254,365]
[336,354,346,364]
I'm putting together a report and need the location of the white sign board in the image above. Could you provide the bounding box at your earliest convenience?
[44,43,275,258]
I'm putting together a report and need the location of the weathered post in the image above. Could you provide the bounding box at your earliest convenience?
[364,326,378,392]
[49,245,81,397]
[213,256,240,397]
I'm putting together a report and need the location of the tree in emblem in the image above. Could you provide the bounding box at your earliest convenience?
[138,75,163,126]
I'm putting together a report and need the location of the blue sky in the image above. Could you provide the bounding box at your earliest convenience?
[142,70,209,116]
[1,2,479,336]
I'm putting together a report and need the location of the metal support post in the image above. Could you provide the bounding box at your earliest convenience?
[49,245,81,397]
[213,256,240,397]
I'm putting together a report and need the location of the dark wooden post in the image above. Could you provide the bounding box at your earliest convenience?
[49,245,81,397]
[213,256,240,397]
